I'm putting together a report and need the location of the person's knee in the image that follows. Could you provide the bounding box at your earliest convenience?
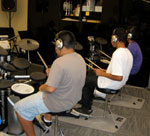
[14,100,23,112]
[14,102,20,112]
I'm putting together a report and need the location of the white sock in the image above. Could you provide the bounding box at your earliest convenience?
[94,89,106,99]
[43,117,52,123]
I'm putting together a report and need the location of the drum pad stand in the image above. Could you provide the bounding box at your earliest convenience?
[7,95,24,135]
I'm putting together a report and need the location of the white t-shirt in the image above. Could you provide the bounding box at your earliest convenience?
[98,48,133,90]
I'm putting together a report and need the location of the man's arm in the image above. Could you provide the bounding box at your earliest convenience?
[94,68,123,81]
[39,84,56,93]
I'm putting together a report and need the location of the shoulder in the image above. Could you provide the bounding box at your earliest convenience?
[128,41,139,48]
[113,48,123,55]
[51,58,62,68]
[113,48,131,57]
[74,52,85,61]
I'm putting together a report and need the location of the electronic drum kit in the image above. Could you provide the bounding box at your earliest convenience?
[95,37,108,45]
[87,36,111,68]
[75,41,83,51]
[0,38,47,128]
[0,36,110,128]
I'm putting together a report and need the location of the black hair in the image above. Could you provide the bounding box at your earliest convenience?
[112,28,127,44]
[56,30,76,49]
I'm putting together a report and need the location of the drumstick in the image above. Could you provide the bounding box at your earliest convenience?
[99,50,111,59]
[37,51,48,69]
[85,63,94,70]
[85,58,103,70]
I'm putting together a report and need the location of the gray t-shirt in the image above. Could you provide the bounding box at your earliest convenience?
[43,52,86,112]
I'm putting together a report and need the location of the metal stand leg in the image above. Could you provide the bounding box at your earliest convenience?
[0,90,6,124]
[148,72,150,90]
[27,51,31,63]
[7,95,24,135]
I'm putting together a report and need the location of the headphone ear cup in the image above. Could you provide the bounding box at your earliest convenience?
[127,33,132,39]
[112,35,117,42]
[56,39,63,49]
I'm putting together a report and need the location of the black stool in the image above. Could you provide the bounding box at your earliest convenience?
[95,87,120,128]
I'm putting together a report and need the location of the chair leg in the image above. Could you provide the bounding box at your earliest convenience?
[103,96,109,118]
[103,95,118,129]
[107,103,118,128]
[41,128,49,136]
[103,100,108,118]
[59,128,64,136]
[54,115,64,136]
[54,115,58,136]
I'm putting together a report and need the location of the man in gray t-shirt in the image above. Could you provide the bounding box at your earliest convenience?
[44,52,86,112]
[14,30,86,136]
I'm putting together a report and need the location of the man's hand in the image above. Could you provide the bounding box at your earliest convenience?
[39,84,45,91]
[46,68,50,76]
[39,84,56,93]
[94,68,105,76]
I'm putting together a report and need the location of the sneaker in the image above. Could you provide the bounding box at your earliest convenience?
[34,115,52,131]
[94,96,106,101]
[41,115,52,127]
[71,107,93,117]
[93,89,106,99]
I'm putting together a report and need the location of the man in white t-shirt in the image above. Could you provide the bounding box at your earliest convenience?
[74,27,133,115]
